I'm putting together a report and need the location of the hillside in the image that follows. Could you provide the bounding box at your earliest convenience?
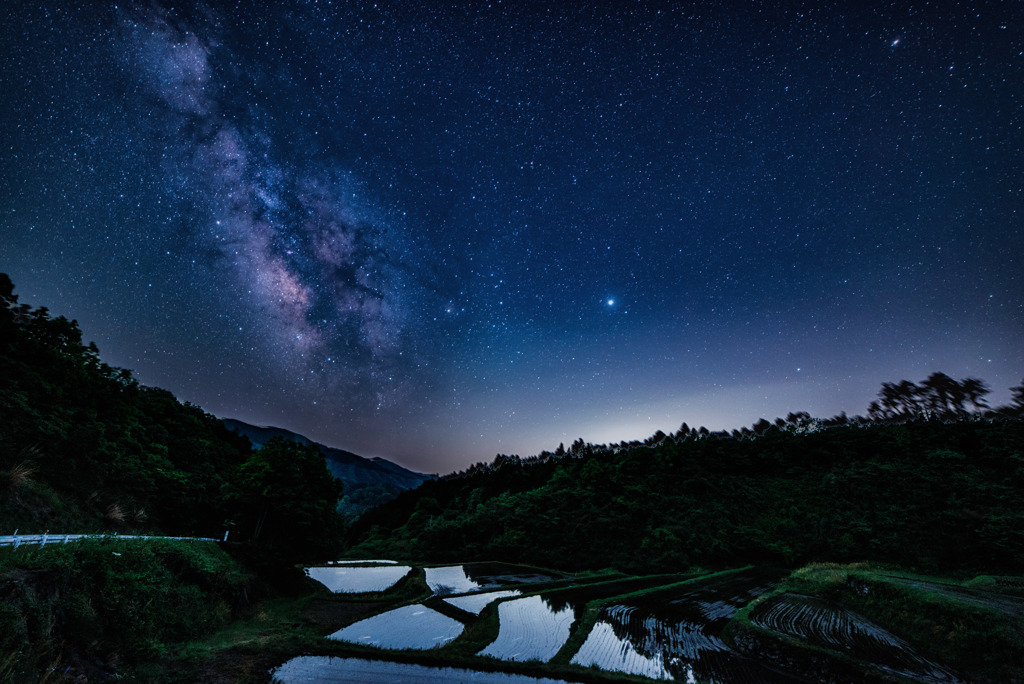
[349,415,1024,575]
[223,419,430,520]
[0,273,344,555]
[0,273,352,680]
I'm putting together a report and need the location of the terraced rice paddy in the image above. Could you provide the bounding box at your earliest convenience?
[463,562,565,588]
[271,656,576,683]
[571,619,673,680]
[306,565,411,593]
[479,595,576,662]
[751,593,964,683]
[425,565,482,595]
[327,604,464,650]
[281,564,989,683]
[444,589,522,615]
[571,571,797,683]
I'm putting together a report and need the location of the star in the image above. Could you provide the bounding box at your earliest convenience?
[3,2,1019,474]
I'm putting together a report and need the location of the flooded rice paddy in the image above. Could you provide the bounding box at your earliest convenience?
[281,563,984,683]
[272,656,577,683]
[327,604,464,650]
[306,565,411,593]
[444,589,522,614]
[571,570,799,683]
[425,563,565,596]
[479,595,576,662]
[572,619,674,680]
[463,562,565,588]
[424,565,482,595]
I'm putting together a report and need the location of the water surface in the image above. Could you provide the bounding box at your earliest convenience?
[272,656,577,683]
[444,589,522,615]
[327,604,464,650]
[479,595,575,662]
[306,565,411,593]
[571,570,798,683]
[424,565,481,595]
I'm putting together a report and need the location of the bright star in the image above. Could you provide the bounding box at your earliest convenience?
[606,298,615,306]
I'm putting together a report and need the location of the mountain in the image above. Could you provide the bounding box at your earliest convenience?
[223,419,431,519]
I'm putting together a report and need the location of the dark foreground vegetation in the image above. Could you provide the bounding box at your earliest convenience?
[2,272,1022,682]
[0,538,248,681]
[0,274,345,679]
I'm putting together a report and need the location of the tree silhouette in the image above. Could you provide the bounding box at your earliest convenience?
[959,377,991,412]
[1009,379,1024,415]
[869,373,993,421]
[920,372,962,414]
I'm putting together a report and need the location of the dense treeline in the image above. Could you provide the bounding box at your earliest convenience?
[0,274,343,562]
[350,401,1024,575]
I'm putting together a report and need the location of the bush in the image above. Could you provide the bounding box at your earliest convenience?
[0,538,251,681]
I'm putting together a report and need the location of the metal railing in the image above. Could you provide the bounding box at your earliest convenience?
[0,532,222,549]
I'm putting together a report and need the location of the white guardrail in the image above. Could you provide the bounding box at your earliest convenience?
[0,532,224,549]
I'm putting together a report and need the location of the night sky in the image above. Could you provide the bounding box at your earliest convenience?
[2,2,1021,474]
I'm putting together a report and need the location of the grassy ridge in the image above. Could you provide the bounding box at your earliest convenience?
[728,563,1024,683]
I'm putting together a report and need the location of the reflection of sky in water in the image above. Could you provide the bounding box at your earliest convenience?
[444,589,521,615]
[479,595,574,662]
[273,656,576,683]
[425,566,481,595]
[572,620,673,680]
[571,572,802,683]
[464,564,561,587]
[327,604,463,650]
[305,565,410,593]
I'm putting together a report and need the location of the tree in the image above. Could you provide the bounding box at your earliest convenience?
[921,372,964,415]
[959,377,991,413]
[868,374,992,421]
[225,437,344,562]
[1009,379,1024,416]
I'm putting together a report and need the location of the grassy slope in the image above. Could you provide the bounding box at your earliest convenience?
[0,538,254,682]
[727,563,1024,683]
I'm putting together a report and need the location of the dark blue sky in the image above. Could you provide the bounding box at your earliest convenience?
[2,2,1021,473]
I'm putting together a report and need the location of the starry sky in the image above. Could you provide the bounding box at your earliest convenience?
[2,2,1022,474]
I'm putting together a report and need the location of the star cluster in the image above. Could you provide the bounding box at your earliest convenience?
[2,2,1021,473]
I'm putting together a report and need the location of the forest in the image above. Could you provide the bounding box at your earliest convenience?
[0,273,344,561]
[2,270,1022,681]
[349,376,1024,575]
[0,274,345,680]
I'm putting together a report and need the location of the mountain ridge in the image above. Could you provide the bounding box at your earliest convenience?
[222,419,431,518]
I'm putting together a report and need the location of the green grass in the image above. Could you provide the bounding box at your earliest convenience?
[0,538,254,682]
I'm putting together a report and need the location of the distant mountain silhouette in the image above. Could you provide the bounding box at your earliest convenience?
[223,419,430,519]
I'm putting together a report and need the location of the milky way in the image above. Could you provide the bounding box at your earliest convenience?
[2,3,1021,473]
[119,7,417,397]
